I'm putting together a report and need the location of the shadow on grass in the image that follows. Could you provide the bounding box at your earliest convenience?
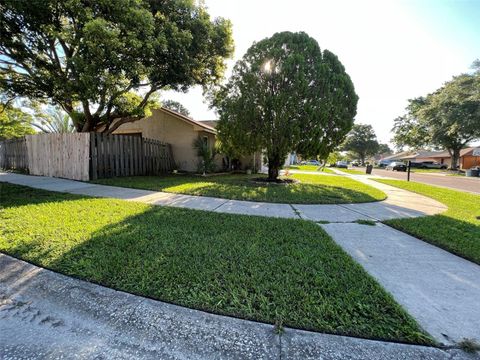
[93,174,384,204]
[0,183,429,344]
[0,182,84,209]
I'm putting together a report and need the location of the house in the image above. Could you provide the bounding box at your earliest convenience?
[110,107,261,173]
[380,147,480,169]
[111,107,217,172]
[428,147,480,169]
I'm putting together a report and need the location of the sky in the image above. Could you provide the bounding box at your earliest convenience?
[163,0,480,145]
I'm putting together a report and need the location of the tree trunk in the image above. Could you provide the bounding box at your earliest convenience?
[450,148,461,170]
[267,150,283,181]
[360,154,366,166]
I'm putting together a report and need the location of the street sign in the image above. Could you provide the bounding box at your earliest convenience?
[473,148,480,156]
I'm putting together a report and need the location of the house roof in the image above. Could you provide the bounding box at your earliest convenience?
[158,107,217,134]
[198,120,219,129]
[429,147,479,158]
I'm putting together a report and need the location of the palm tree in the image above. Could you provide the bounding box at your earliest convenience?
[31,106,75,133]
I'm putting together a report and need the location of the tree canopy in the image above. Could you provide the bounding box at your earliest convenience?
[0,105,35,140]
[342,124,379,165]
[0,0,233,133]
[162,100,190,117]
[214,31,358,180]
[392,66,480,169]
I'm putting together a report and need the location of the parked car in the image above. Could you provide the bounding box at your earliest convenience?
[335,161,348,169]
[408,161,424,168]
[419,161,447,169]
[378,159,392,168]
[386,161,407,171]
[305,159,321,166]
[351,160,360,167]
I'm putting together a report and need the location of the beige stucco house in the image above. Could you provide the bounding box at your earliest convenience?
[111,107,217,172]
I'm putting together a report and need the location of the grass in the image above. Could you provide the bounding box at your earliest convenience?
[410,168,449,173]
[0,183,430,344]
[355,219,377,226]
[375,179,480,265]
[337,168,367,175]
[287,165,322,171]
[92,173,386,204]
[286,165,335,174]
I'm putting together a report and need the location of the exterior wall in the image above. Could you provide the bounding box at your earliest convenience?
[463,156,480,169]
[112,109,216,172]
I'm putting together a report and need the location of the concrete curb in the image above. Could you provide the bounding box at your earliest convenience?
[1,254,476,360]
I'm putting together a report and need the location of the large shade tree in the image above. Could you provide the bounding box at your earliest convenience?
[0,105,35,140]
[342,124,380,165]
[392,64,480,169]
[214,31,358,180]
[161,100,191,117]
[0,0,233,133]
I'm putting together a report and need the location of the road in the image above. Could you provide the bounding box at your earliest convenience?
[370,168,480,194]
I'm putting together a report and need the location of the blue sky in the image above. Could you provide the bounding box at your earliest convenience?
[163,0,480,144]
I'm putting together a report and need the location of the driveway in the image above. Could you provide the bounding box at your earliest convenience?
[370,168,480,194]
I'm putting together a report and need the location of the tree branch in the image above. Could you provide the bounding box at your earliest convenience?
[102,115,142,134]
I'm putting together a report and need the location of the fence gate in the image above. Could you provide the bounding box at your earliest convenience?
[89,133,175,180]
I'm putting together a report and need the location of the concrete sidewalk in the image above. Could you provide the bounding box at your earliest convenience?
[321,222,480,346]
[0,172,446,222]
[1,254,476,360]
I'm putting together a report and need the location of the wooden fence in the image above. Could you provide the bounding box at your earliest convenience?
[89,133,175,180]
[0,137,28,172]
[0,133,175,181]
[27,133,90,181]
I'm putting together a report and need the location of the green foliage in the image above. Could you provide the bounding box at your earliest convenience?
[162,100,190,117]
[377,179,480,265]
[342,124,379,165]
[193,136,217,174]
[214,31,357,180]
[0,0,233,132]
[377,143,393,155]
[0,183,430,344]
[30,105,75,133]
[93,173,386,204]
[392,66,480,168]
[0,104,35,140]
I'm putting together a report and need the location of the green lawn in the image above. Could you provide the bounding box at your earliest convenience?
[92,173,385,204]
[286,165,335,173]
[0,183,429,344]
[376,179,480,265]
[287,164,321,171]
[337,168,367,175]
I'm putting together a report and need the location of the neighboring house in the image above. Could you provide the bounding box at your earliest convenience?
[381,147,480,169]
[428,147,480,169]
[110,107,216,172]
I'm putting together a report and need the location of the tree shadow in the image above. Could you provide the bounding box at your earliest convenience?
[95,174,383,204]
[0,190,429,343]
[0,182,85,209]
